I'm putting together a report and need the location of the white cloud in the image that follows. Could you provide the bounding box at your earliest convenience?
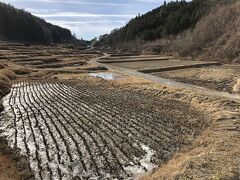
[132,0,161,3]
[132,0,190,3]
[25,8,58,13]
[34,12,135,18]
[49,20,126,24]
[2,0,131,6]
[48,19,125,40]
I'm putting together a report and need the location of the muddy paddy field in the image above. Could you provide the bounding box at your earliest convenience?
[0,80,206,179]
[0,42,239,179]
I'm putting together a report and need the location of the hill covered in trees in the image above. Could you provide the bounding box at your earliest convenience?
[99,0,211,46]
[0,2,75,43]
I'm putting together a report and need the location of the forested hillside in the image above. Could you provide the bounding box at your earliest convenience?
[99,0,211,46]
[0,2,75,43]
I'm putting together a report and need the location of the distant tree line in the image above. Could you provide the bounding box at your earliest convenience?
[0,2,75,43]
[99,0,211,46]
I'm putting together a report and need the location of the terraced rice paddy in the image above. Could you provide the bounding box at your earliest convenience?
[0,42,100,70]
[0,79,206,179]
[99,56,220,73]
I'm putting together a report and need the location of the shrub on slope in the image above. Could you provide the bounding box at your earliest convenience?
[180,1,240,62]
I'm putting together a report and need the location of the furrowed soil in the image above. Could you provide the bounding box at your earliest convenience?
[0,79,206,179]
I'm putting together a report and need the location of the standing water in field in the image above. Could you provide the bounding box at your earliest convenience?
[89,72,122,80]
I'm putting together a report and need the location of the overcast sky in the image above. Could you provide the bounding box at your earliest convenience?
[1,0,176,40]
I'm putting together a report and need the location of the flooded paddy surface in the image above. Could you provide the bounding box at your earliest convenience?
[89,72,122,80]
[0,79,206,179]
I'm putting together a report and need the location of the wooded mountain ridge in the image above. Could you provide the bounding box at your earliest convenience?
[0,2,75,43]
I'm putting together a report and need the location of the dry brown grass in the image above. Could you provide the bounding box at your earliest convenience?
[0,66,15,110]
[0,137,34,180]
[0,154,21,180]
[0,70,13,96]
[0,62,31,110]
